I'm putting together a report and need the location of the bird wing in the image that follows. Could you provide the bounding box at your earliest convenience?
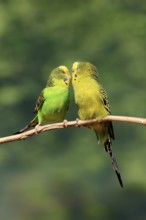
[92,72,115,139]
[92,72,111,114]
[100,86,115,139]
[33,90,45,114]
[100,87,111,114]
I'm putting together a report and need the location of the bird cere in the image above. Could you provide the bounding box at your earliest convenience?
[14,61,123,187]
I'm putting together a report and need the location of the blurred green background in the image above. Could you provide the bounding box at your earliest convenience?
[1,0,146,219]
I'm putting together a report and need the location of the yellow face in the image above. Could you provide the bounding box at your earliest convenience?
[59,65,71,86]
[72,62,79,84]
[72,61,98,85]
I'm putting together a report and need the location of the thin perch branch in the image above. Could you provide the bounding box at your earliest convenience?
[0,115,146,145]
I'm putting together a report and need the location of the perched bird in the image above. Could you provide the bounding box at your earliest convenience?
[72,61,123,187]
[15,66,70,134]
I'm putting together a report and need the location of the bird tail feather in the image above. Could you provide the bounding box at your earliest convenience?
[94,122,123,187]
[13,116,38,135]
[104,139,123,187]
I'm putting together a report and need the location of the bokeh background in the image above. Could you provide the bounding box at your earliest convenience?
[1,0,146,219]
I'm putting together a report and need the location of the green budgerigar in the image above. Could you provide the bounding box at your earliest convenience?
[72,61,123,187]
[15,65,70,134]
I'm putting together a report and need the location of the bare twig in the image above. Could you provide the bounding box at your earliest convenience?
[0,115,146,145]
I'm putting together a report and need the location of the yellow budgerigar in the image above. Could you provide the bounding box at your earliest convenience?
[72,61,123,187]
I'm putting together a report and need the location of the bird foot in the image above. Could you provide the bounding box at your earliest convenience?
[35,123,41,134]
[75,118,80,127]
[63,119,68,128]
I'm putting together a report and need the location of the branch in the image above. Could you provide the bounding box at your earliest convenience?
[0,115,146,145]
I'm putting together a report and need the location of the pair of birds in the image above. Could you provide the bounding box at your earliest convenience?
[16,61,123,187]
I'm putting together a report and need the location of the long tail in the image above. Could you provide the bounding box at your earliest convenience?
[94,122,123,187]
[104,139,123,188]
[13,116,38,135]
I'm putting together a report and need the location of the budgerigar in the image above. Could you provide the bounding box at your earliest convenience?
[72,61,123,187]
[15,65,70,134]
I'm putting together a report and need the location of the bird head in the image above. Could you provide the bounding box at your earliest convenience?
[72,61,98,84]
[49,65,71,87]
[59,65,71,86]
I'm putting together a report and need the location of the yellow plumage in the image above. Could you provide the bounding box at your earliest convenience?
[72,61,123,187]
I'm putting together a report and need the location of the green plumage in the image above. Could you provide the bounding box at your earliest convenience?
[72,61,123,187]
[15,66,70,134]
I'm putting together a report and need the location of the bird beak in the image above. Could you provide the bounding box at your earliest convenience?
[64,76,70,85]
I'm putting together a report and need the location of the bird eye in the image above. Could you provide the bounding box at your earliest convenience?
[64,77,68,81]
[72,70,74,73]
